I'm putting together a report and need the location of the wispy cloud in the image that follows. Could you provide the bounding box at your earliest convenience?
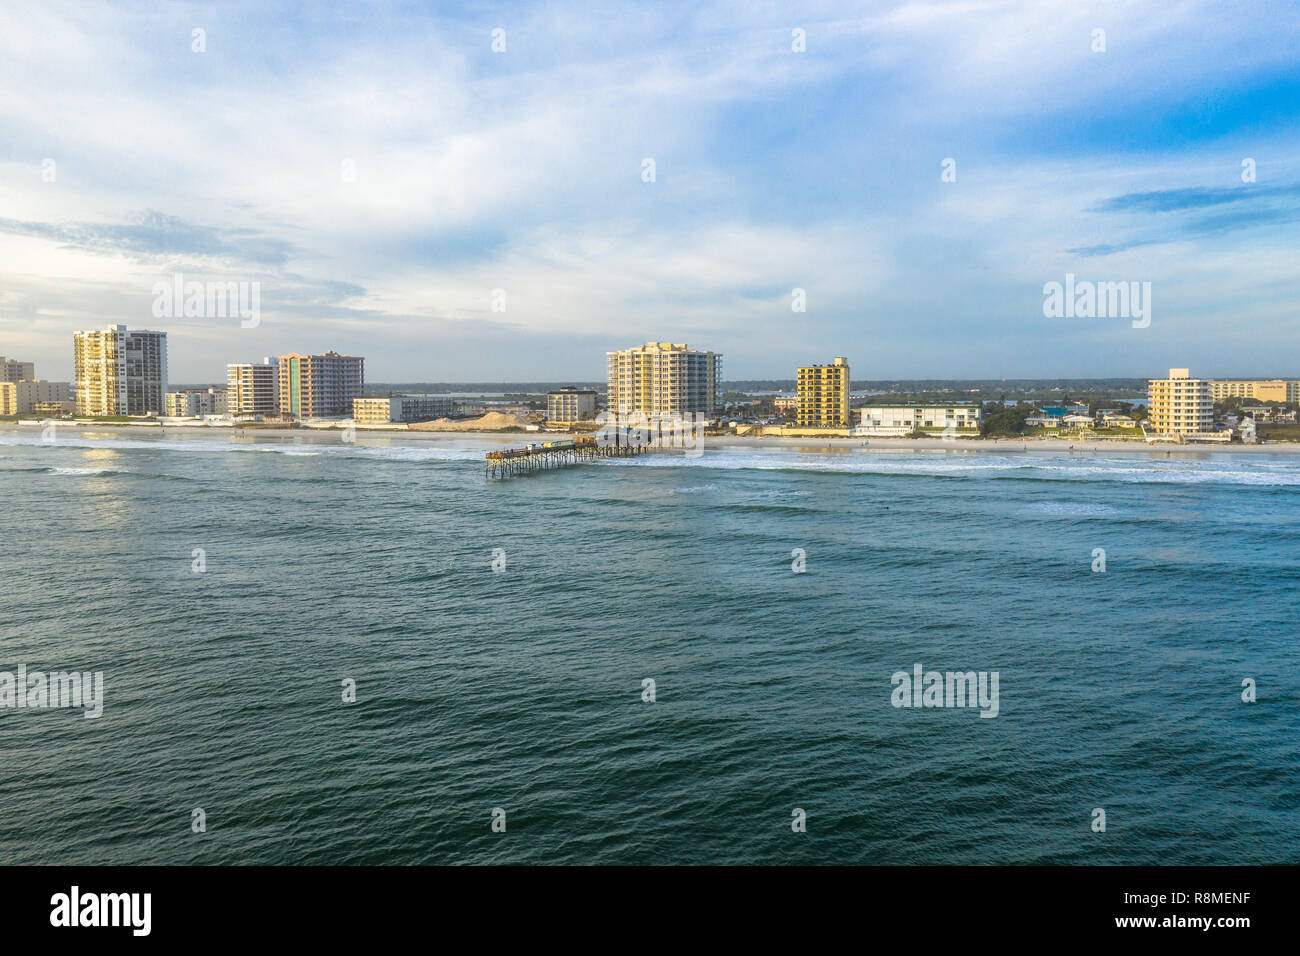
[0,211,299,266]
[2,0,1299,380]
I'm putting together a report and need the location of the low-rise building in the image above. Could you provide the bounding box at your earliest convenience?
[352,396,454,424]
[1097,410,1136,427]
[1,380,74,415]
[165,387,228,417]
[33,400,76,417]
[858,404,981,434]
[1210,379,1300,404]
[546,387,598,423]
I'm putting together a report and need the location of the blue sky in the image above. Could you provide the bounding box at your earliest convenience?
[2,0,1298,382]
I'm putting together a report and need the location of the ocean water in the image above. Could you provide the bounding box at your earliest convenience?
[0,427,1297,865]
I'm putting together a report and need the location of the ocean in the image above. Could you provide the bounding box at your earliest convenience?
[1,427,1297,865]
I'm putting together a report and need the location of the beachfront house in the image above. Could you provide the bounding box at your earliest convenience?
[1026,406,1067,428]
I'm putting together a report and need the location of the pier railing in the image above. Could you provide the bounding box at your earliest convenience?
[485,436,650,478]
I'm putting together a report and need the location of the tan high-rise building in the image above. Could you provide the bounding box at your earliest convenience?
[606,342,720,417]
[796,357,851,427]
[1148,368,1212,438]
[227,359,280,417]
[1209,380,1299,403]
[0,382,15,416]
[277,351,364,419]
[1,356,36,383]
[73,325,168,416]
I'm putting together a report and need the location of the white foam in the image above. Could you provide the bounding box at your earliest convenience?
[606,450,1300,486]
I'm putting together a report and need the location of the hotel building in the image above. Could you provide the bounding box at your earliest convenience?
[1209,379,1300,404]
[1148,368,1213,438]
[858,404,982,435]
[606,342,721,418]
[165,387,228,418]
[73,325,168,416]
[227,359,280,418]
[1,356,35,383]
[6,380,73,416]
[796,357,851,427]
[352,396,454,424]
[546,387,598,423]
[277,351,364,419]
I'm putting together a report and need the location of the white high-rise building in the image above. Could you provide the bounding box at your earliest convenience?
[73,325,168,416]
[227,359,280,417]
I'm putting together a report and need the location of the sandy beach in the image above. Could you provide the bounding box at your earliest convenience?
[5,421,1299,456]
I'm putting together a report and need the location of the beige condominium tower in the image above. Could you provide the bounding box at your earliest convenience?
[227,358,280,417]
[606,342,721,417]
[73,325,168,416]
[1148,368,1212,438]
[277,351,364,419]
[796,356,851,427]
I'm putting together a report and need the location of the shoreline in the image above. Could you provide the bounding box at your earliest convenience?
[3,421,1299,455]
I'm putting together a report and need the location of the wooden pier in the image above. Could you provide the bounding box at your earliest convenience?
[485,436,650,478]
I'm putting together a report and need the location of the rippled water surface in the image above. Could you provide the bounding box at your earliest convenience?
[1,428,1297,864]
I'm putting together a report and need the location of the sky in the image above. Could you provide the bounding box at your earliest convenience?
[1,0,1298,383]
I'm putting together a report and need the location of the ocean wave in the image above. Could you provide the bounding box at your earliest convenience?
[0,432,483,463]
[605,451,1300,485]
[48,466,119,476]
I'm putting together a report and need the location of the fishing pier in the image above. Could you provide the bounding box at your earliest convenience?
[485,436,650,478]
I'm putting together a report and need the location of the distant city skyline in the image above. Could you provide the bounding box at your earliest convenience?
[3,1,1299,382]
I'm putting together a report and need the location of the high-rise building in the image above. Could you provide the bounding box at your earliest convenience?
[73,325,168,416]
[1209,380,1299,404]
[0,382,15,416]
[1148,368,1213,438]
[1,356,36,383]
[227,359,280,417]
[606,342,720,417]
[546,387,598,422]
[277,351,364,419]
[796,357,851,427]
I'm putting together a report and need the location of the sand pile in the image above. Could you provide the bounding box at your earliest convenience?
[408,411,530,431]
